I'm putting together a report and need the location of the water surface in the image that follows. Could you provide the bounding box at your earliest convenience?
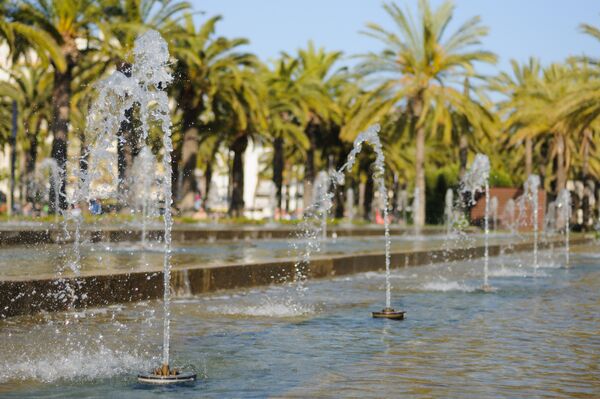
[0,246,598,398]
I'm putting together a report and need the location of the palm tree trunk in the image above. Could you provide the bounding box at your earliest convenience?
[303,122,317,210]
[25,130,38,202]
[115,62,134,204]
[459,79,470,178]
[177,80,203,210]
[116,107,136,206]
[581,129,592,229]
[285,181,291,213]
[204,162,213,206]
[413,94,426,227]
[335,187,345,219]
[203,139,222,208]
[79,130,88,204]
[539,141,548,189]
[229,135,248,217]
[363,173,374,221]
[581,129,591,180]
[459,134,468,177]
[415,126,426,226]
[273,137,284,217]
[556,133,566,194]
[49,67,72,212]
[525,137,533,177]
[179,125,199,210]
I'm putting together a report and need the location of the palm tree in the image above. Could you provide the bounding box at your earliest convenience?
[264,56,309,216]
[452,78,496,177]
[0,0,65,71]
[0,62,54,201]
[98,0,190,197]
[225,68,268,217]
[293,42,345,208]
[358,0,496,226]
[170,14,259,210]
[559,22,600,147]
[16,0,102,211]
[491,58,543,179]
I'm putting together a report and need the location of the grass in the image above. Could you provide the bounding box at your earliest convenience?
[0,213,384,227]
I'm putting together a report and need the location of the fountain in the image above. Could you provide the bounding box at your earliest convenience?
[524,174,541,271]
[557,188,571,266]
[503,198,517,233]
[545,201,557,233]
[394,188,407,225]
[79,30,194,384]
[344,187,355,226]
[412,187,420,227]
[292,125,403,319]
[444,188,454,235]
[490,196,498,231]
[130,146,158,246]
[313,170,330,239]
[38,158,63,222]
[265,181,279,227]
[461,154,492,292]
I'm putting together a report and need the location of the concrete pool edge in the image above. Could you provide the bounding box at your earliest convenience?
[0,236,593,318]
[0,225,446,247]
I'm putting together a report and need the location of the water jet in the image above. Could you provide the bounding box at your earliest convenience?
[461,154,492,292]
[80,29,195,384]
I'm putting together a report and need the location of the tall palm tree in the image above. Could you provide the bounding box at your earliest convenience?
[358,0,496,226]
[17,0,101,211]
[503,61,588,194]
[0,62,54,200]
[264,56,309,216]
[98,0,190,197]
[293,42,345,207]
[0,0,66,71]
[491,58,543,179]
[170,14,259,210]
[559,22,600,142]
[452,78,496,177]
[225,67,268,217]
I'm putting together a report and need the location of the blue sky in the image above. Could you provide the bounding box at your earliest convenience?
[193,0,600,75]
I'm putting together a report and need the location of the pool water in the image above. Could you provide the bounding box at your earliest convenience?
[0,232,525,279]
[0,246,598,398]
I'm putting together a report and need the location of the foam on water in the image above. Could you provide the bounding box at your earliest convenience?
[360,271,408,280]
[421,281,477,292]
[207,302,314,318]
[0,347,153,384]
[488,268,543,277]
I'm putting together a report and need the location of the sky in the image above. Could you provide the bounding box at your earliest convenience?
[193,0,600,76]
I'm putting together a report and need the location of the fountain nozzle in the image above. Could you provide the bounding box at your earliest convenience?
[480,284,496,293]
[372,307,405,320]
[137,364,196,384]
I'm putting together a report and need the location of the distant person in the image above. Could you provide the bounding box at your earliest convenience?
[194,193,202,211]
[0,191,6,214]
[22,202,34,216]
[70,203,82,219]
[89,199,102,215]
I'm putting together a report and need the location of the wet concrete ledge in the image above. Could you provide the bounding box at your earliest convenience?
[0,225,444,247]
[0,237,591,318]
